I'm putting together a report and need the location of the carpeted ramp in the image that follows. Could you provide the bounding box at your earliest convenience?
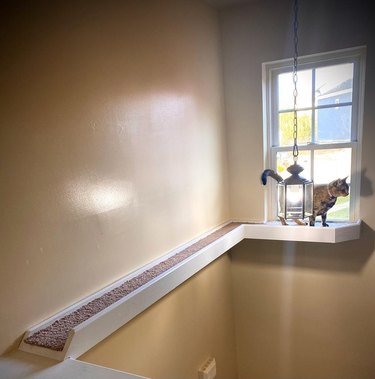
[24,223,241,352]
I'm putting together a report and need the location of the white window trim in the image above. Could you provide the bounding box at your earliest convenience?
[262,46,366,223]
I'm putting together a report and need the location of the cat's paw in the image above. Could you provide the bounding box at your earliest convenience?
[322,223,329,227]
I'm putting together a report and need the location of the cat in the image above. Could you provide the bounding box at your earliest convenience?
[261,169,349,227]
[310,177,349,226]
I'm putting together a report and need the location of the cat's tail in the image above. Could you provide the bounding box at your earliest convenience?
[261,169,283,185]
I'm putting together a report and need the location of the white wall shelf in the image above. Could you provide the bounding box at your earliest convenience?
[243,220,361,243]
[17,220,361,375]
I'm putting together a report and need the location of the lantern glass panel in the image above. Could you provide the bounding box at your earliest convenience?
[304,182,314,217]
[286,184,304,219]
[277,183,285,218]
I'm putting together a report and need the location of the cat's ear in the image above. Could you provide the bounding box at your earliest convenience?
[342,176,349,182]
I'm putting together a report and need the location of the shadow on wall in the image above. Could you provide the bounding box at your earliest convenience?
[360,168,373,197]
[231,222,374,273]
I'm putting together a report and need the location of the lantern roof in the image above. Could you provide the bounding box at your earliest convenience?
[284,163,312,185]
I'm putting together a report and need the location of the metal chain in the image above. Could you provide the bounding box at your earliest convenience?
[292,0,299,162]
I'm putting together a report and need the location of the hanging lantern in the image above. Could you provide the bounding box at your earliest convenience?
[277,0,313,223]
[277,163,313,220]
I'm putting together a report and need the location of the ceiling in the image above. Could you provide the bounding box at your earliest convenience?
[204,0,255,8]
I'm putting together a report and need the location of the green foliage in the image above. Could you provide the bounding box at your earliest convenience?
[277,165,286,173]
[327,195,350,220]
[279,112,312,146]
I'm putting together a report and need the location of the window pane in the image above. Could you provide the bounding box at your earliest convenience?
[313,148,351,184]
[315,63,353,106]
[327,195,350,221]
[278,69,312,111]
[276,150,311,180]
[279,110,312,146]
[314,148,351,221]
[315,105,352,143]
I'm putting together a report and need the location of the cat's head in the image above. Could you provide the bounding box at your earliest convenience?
[331,176,349,197]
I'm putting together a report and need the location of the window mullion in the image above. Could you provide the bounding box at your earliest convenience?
[351,58,360,142]
[272,141,355,153]
[311,68,316,145]
[279,102,353,114]
[271,71,279,149]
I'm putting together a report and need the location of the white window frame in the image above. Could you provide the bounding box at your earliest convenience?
[262,46,366,223]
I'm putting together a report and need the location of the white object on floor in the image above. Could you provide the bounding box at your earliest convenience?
[0,351,149,379]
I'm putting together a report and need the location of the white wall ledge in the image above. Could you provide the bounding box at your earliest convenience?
[18,220,361,368]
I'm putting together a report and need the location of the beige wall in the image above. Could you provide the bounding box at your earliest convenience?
[80,254,238,379]
[0,0,230,355]
[221,0,375,377]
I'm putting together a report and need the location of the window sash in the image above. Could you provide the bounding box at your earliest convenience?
[262,46,366,222]
[271,60,360,148]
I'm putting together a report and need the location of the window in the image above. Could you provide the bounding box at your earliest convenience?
[262,46,366,222]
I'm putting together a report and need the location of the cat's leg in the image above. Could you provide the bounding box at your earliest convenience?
[309,214,316,226]
[279,216,288,226]
[321,213,329,227]
[293,218,308,226]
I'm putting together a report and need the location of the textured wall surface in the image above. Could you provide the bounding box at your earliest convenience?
[221,0,375,377]
[0,0,229,355]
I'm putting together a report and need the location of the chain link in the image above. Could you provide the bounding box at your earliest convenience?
[292,0,299,162]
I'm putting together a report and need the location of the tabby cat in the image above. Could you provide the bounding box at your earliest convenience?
[261,169,349,227]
